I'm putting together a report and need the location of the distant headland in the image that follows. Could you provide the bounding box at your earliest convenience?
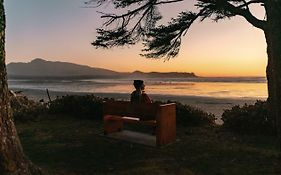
[7,58,197,79]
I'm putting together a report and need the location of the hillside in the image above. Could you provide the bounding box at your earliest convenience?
[7,58,197,79]
[7,58,119,78]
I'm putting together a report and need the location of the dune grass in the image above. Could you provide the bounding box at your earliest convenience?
[16,115,280,175]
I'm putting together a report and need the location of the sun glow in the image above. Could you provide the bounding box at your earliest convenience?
[5,0,267,77]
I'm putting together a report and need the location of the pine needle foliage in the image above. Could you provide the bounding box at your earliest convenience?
[88,0,265,60]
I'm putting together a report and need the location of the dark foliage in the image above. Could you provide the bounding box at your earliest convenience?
[10,95,47,122]
[90,0,266,59]
[174,101,216,127]
[141,11,197,58]
[12,94,215,126]
[222,100,275,135]
[48,95,104,120]
[49,96,215,126]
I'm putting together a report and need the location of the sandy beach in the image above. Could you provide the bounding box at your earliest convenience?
[11,87,265,123]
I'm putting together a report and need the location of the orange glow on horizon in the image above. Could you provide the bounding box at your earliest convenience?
[6,0,268,78]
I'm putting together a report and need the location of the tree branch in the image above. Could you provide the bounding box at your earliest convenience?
[237,0,265,9]
[225,1,266,29]
[155,0,184,5]
[197,0,266,29]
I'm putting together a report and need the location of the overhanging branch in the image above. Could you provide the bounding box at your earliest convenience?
[198,0,266,30]
[226,1,266,30]
[237,0,265,9]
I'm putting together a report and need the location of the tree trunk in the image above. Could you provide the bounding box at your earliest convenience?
[0,1,43,174]
[264,2,281,149]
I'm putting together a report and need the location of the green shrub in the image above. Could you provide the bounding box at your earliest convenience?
[12,93,216,127]
[222,100,274,135]
[10,95,47,122]
[48,95,103,120]
[174,102,216,127]
[49,96,215,126]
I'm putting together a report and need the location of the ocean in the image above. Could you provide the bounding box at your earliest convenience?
[8,77,267,99]
[8,77,267,119]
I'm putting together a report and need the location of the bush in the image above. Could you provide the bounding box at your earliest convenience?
[10,95,47,122]
[48,95,103,120]
[171,101,216,127]
[11,94,216,127]
[49,96,215,126]
[222,100,274,135]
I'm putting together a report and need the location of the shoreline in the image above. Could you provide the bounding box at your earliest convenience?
[11,88,266,122]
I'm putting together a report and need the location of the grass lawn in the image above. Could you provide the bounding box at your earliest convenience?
[16,116,281,175]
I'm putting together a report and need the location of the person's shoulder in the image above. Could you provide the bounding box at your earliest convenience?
[141,92,152,103]
[141,90,147,94]
[131,91,141,97]
[142,92,149,97]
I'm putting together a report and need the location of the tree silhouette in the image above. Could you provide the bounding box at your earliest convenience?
[90,0,281,147]
[0,1,43,174]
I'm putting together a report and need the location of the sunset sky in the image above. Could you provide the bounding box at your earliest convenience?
[5,0,267,77]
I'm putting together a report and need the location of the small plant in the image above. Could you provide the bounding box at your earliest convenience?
[48,95,103,120]
[11,94,216,127]
[10,95,47,122]
[222,100,274,135]
[167,101,216,127]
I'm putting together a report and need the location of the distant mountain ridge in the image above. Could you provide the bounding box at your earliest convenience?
[7,58,119,78]
[7,58,197,79]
